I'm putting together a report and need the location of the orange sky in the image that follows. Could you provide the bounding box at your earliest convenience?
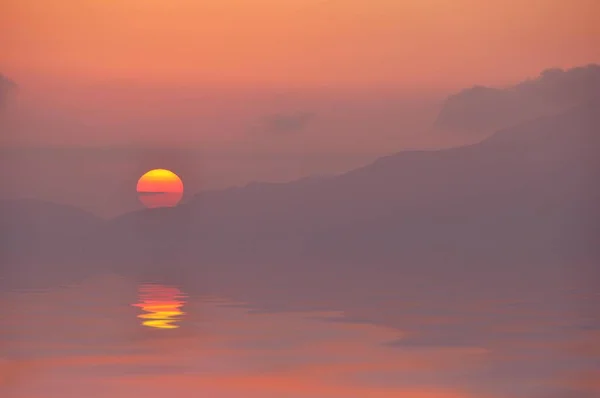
[2,0,599,89]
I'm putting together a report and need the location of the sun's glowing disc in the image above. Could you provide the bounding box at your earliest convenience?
[136,169,184,208]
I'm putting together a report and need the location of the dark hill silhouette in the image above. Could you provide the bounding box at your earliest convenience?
[88,99,599,269]
[0,199,101,263]
[3,99,598,272]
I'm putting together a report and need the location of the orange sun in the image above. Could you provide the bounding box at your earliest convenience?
[136,169,184,208]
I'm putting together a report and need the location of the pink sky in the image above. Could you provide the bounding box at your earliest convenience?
[2,0,599,89]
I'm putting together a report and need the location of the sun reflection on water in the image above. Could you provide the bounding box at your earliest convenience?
[133,283,187,329]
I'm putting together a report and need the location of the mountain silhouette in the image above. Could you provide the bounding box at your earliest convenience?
[0,198,101,263]
[91,98,599,268]
[2,99,598,273]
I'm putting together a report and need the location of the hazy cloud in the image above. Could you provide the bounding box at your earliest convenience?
[516,65,600,105]
[263,111,316,134]
[0,74,17,110]
[537,390,598,398]
[434,64,600,134]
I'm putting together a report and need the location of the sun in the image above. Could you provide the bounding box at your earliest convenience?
[136,169,184,208]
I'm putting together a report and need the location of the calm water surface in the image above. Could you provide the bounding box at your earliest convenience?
[0,269,598,398]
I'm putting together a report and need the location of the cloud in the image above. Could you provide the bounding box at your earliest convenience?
[263,111,315,134]
[537,390,598,398]
[517,65,600,105]
[0,74,17,109]
[434,64,600,134]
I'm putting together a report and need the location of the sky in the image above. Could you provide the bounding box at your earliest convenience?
[2,0,599,89]
[1,0,598,150]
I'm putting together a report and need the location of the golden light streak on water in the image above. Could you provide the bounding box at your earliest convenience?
[132,283,187,329]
